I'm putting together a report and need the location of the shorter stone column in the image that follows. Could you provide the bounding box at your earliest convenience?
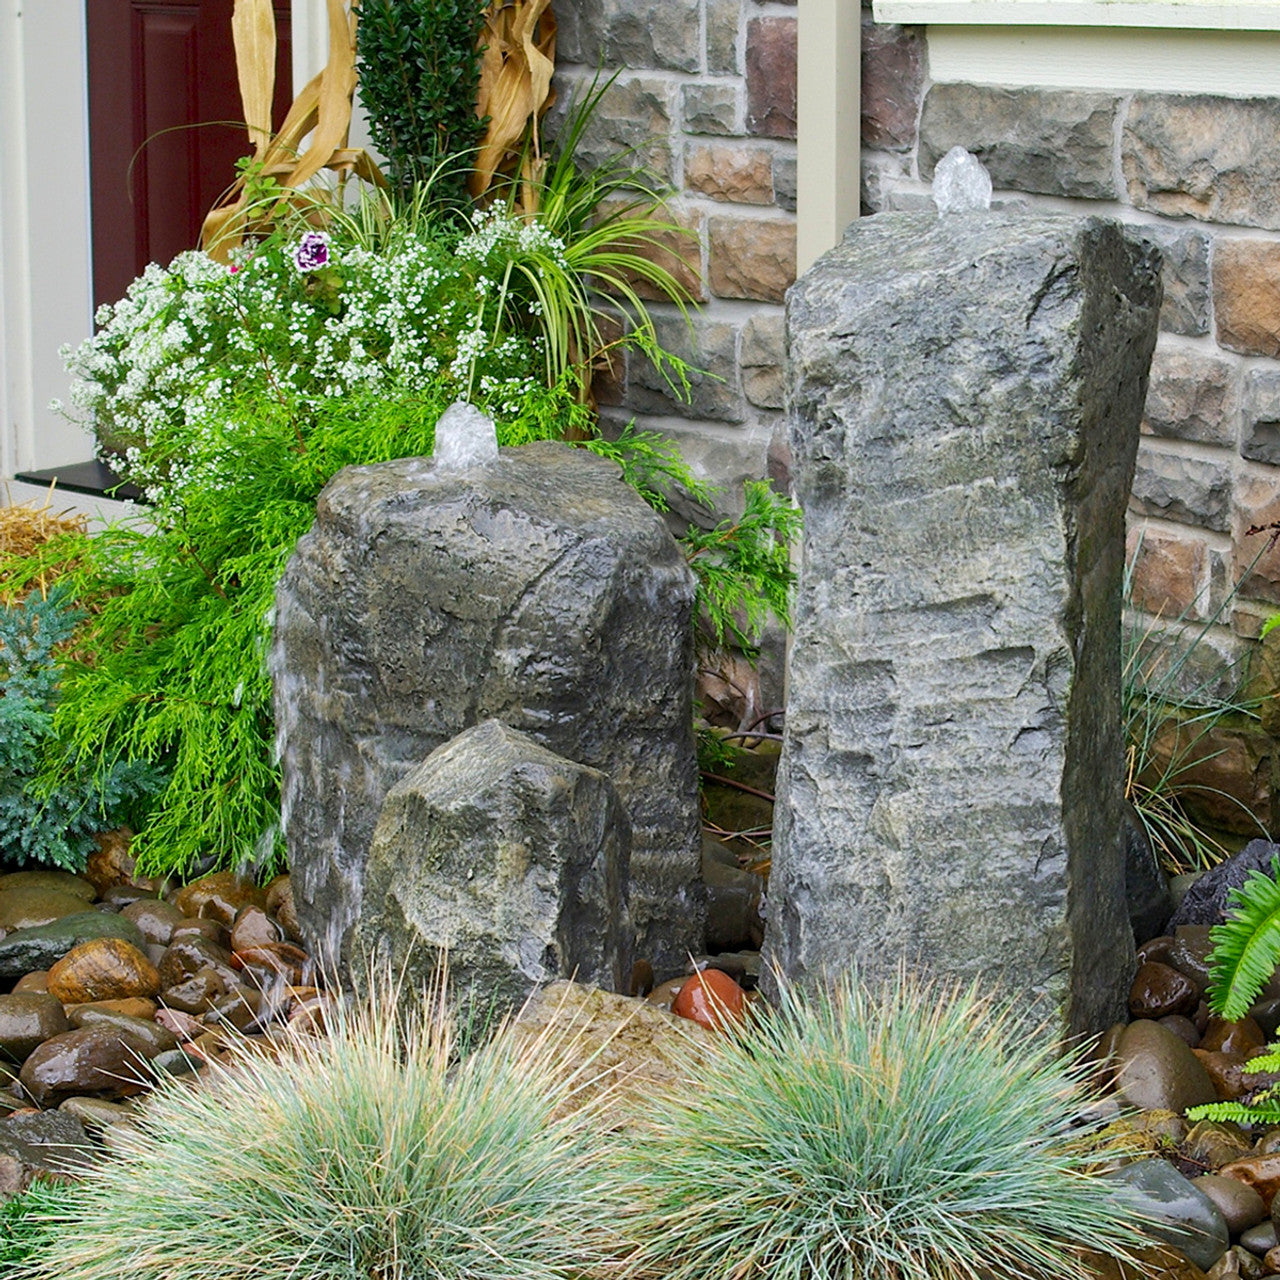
[766,212,1161,1037]
[274,441,703,978]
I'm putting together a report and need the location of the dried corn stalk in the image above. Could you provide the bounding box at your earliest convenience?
[471,0,557,212]
[201,0,386,261]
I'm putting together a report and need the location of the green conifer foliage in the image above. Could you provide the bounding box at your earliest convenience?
[0,588,157,869]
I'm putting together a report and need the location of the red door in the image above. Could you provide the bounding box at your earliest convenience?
[86,0,293,311]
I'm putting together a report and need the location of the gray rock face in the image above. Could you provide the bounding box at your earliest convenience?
[1169,839,1280,929]
[274,441,703,975]
[1107,1159,1230,1272]
[354,721,633,1005]
[767,212,1161,1037]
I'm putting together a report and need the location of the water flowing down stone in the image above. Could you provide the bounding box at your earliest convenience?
[355,720,633,1006]
[273,441,704,978]
[766,212,1162,1037]
[932,145,993,213]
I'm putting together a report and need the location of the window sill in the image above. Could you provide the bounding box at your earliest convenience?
[14,461,143,503]
[872,0,1280,29]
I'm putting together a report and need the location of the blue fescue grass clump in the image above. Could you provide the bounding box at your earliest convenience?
[18,975,628,1280]
[0,586,157,869]
[621,971,1145,1280]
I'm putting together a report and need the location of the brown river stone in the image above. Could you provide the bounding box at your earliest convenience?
[47,938,161,1004]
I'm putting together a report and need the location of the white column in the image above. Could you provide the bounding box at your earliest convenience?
[796,0,861,274]
[0,0,96,476]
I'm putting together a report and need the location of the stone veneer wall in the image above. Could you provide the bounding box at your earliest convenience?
[552,0,800,495]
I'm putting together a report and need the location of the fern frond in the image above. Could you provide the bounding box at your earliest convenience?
[1245,1049,1280,1073]
[1207,854,1280,1020]
[1186,1096,1280,1125]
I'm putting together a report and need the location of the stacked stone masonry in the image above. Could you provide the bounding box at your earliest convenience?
[553,0,800,494]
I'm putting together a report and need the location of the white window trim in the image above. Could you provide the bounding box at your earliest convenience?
[874,0,1280,28]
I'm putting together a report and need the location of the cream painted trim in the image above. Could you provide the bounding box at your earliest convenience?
[0,0,96,475]
[292,0,331,88]
[796,0,861,274]
[923,24,1280,94]
[874,0,1280,27]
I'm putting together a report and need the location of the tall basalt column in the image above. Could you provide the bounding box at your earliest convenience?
[766,213,1161,1037]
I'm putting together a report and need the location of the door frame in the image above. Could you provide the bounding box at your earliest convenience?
[0,0,330,486]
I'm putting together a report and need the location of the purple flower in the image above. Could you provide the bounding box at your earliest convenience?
[293,231,331,273]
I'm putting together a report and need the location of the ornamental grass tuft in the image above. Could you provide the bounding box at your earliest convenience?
[20,974,628,1280]
[620,970,1144,1280]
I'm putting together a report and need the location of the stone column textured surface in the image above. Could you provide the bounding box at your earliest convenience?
[767,212,1162,1036]
[354,720,633,1006]
[273,441,704,977]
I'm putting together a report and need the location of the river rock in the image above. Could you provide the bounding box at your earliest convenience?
[101,885,157,911]
[0,887,98,932]
[354,721,633,1005]
[18,1024,166,1106]
[1132,961,1200,1018]
[1197,1174,1268,1234]
[1218,1153,1280,1209]
[265,875,302,942]
[233,942,309,986]
[170,917,230,948]
[702,839,764,952]
[159,967,227,1014]
[83,827,140,895]
[0,1109,94,1179]
[121,898,186,947]
[0,911,146,978]
[171,872,267,927]
[1210,1248,1266,1280]
[1161,1015,1202,1047]
[230,906,283,953]
[1171,841,1280,929]
[1194,1049,1254,1100]
[1115,1018,1218,1111]
[1108,1158,1230,1271]
[767,212,1159,1035]
[58,1009,177,1056]
[0,871,95,901]
[1242,1221,1278,1256]
[58,1096,138,1136]
[274,440,703,977]
[0,993,69,1064]
[47,938,161,1004]
[1203,1018,1267,1057]
[157,936,238,991]
[1185,1120,1252,1170]
[1169,927,1218,995]
[65,998,158,1025]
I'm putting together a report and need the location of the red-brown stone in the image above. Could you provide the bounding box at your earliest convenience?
[745,17,796,140]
